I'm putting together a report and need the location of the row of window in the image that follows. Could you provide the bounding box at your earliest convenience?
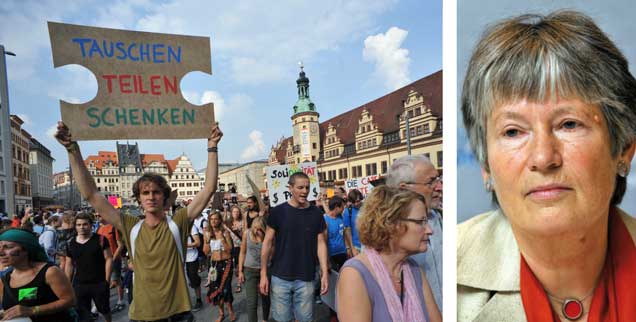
[178,190,201,196]
[406,106,424,119]
[402,123,431,138]
[96,178,118,183]
[14,182,31,196]
[357,138,377,151]
[96,186,119,192]
[359,123,374,134]
[322,152,442,181]
[13,145,29,163]
[170,182,201,188]
[10,133,29,150]
[325,149,339,158]
[13,164,29,180]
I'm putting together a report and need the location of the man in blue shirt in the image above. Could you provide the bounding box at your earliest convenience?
[386,154,443,313]
[342,189,363,257]
[323,196,349,271]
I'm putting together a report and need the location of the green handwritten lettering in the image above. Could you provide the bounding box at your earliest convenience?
[87,107,101,128]
[129,108,140,125]
[142,109,155,125]
[183,109,195,124]
[101,108,114,126]
[158,108,168,124]
[170,108,179,124]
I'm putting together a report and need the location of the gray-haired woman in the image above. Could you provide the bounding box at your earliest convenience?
[458,11,636,322]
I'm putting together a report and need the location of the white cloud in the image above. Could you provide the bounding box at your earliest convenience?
[183,90,252,124]
[46,124,58,138]
[47,65,97,104]
[133,0,396,84]
[181,91,200,105]
[93,0,152,29]
[363,26,411,90]
[240,130,266,161]
[0,0,78,81]
[200,91,225,121]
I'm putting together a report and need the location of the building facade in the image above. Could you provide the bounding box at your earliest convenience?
[117,143,143,202]
[269,69,443,186]
[29,138,54,208]
[167,155,204,202]
[52,170,81,209]
[10,115,32,214]
[218,160,268,197]
[85,151,120,198]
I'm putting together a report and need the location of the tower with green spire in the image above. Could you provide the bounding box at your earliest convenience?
[291,62,321,164]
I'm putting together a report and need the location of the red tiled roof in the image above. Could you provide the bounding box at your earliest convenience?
[141,154,167,166]
[271,70,442,159]
[98,151,118,160]
[319,70,442,145]
[166,159,179,174]
[84,151,118,170]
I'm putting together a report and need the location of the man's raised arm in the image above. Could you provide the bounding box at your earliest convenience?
[54,122,122,231]
[187,123,223,220]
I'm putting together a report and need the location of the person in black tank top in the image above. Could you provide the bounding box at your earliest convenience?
[244,196,260,229]
[0,229,75,322]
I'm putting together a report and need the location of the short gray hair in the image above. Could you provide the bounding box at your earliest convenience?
[461,10,636,205]
[386,155,434,187]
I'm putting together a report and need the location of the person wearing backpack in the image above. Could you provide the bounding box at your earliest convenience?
[55,121,223,322]
[38,215,61,262]
[65,213,113,322]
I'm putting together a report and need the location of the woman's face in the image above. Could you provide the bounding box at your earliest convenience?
[209,214,222,228]
[0,241,27,266]
[485,97,628,236]
[231,208,241,220]
[394,200,432,254]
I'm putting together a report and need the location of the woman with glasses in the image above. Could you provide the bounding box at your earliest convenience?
[336,186,442,322]
[458,11,636,322]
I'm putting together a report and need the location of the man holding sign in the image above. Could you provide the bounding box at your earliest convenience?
[55,121,223,322]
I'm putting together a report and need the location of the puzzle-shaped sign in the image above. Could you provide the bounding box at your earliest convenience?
[48,21,215,140]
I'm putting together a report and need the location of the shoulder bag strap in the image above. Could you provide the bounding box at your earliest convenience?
[166,216,185,263]
[130,220,143,260]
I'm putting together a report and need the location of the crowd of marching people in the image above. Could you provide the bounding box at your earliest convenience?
[0,120,443,322]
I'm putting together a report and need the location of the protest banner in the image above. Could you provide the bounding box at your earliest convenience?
[48,21,215,140]
[345,174,381,198]
[107,195,122,208]
[266,162,319,207]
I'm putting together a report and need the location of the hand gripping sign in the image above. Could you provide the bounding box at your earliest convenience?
[48,21,214,140]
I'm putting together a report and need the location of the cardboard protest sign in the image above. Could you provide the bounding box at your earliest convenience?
[345,174,381,198]
[266,162,319,207]
[48,21,214,140]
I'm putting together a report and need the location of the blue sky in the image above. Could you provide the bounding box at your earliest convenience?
[0,0,441,173]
